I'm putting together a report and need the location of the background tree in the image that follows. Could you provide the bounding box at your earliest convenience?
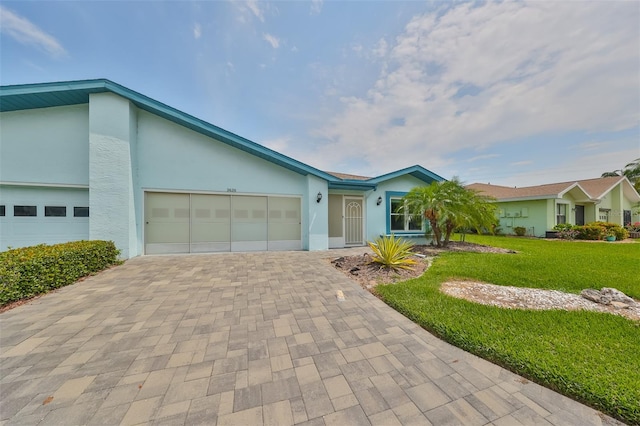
[602,158,640,192]
[402,178,497,248]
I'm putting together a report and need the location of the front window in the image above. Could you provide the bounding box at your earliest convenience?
[556,204,567,225]
[390,198,423,232]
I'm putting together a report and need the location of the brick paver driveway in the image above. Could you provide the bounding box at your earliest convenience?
[1,250,620,425]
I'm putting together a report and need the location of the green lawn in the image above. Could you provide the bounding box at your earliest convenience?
[375,235,640,424]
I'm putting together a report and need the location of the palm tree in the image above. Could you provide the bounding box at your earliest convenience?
[602,158,640,192]
[402,178,497,247]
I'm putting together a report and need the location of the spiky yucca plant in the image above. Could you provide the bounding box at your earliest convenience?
[368,235,416,271]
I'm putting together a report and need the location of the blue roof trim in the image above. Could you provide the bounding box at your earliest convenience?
[0,79,338,180]
[328,181,377,190]
[367,165,445,184]
[0,79,445,187]
[0,80,110,111]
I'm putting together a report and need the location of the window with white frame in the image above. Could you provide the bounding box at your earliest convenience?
[389,198,423,232]
[556,203,567,225]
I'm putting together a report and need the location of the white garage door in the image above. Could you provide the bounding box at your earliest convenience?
[144,192,301,254]
[0,185,90,251]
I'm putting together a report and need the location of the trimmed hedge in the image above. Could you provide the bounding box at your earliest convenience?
[0,240,120,306]
[596,222,629,240]
[555,222,628,241]
[576,224,605,240]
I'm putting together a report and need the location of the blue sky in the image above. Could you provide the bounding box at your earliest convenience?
[1,0,639,186]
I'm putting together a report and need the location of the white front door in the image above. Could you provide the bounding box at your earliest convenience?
[344,197,364,245]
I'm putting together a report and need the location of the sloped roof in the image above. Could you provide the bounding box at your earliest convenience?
[366,165,445,184]
[325,171,371,181]
[0,79,445,190]
[576,176,627,199]
[468,176,640,202]
[326,165,444,188]
[467,182,576,200]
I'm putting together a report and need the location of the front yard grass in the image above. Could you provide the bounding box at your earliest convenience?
[375,235,640,424]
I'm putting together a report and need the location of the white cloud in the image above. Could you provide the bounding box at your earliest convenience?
[577,141,612,151]
[263,33,280,49]
[234,0,265,23]
[246,0,265,22]
[0,5,67,57]
[193,23,201,39]
[311,0,323,15]
[372,38,388,58]
[510,161,533,167]
[498,148,640,188]
[467,154,500,163]
[311,1,640,178]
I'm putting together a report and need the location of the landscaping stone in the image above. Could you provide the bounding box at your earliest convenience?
[601,287,636,305]
[580,289,610,304]
[610,301,631,309]
[442,282,640,321]
[580,288,637,308]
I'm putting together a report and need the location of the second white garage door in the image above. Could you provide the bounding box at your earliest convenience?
[144,192,301,254]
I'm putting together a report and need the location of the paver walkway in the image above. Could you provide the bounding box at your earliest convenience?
[0,250,622,425]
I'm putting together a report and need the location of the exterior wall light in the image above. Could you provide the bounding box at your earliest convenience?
[316,192,322,203]
[376,196,383,206]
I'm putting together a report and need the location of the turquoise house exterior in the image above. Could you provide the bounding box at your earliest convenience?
[468,177,640,237]
[0,79,444,258]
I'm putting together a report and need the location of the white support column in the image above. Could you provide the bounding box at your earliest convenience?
[89,92,137,258]
[306,175,329,250]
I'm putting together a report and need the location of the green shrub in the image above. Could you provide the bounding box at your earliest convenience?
[553,223,574,232]
[576,224,605,240]
[368,235,417,271]
[575,222,628,240]
[513,226,526,236]
[0,240,120,306]
[596,222,628,240]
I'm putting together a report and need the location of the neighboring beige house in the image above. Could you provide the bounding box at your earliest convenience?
[468,177,640,237]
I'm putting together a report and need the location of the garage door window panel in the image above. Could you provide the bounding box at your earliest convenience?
[14,206,37,217]
[74,207,89,217]
[232,196,267,242]
[269,197,301,241]
[191,194,231,252]
[45,206,67,217]
[146,193,190,244]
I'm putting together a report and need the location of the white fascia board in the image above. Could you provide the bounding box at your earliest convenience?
[0,181,89,189]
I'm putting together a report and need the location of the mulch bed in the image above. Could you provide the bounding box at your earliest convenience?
[331,241,514,289]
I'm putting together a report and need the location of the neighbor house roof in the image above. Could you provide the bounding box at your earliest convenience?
[576,176,636,199]
[1,79,444,190]
[467,176,640,203]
